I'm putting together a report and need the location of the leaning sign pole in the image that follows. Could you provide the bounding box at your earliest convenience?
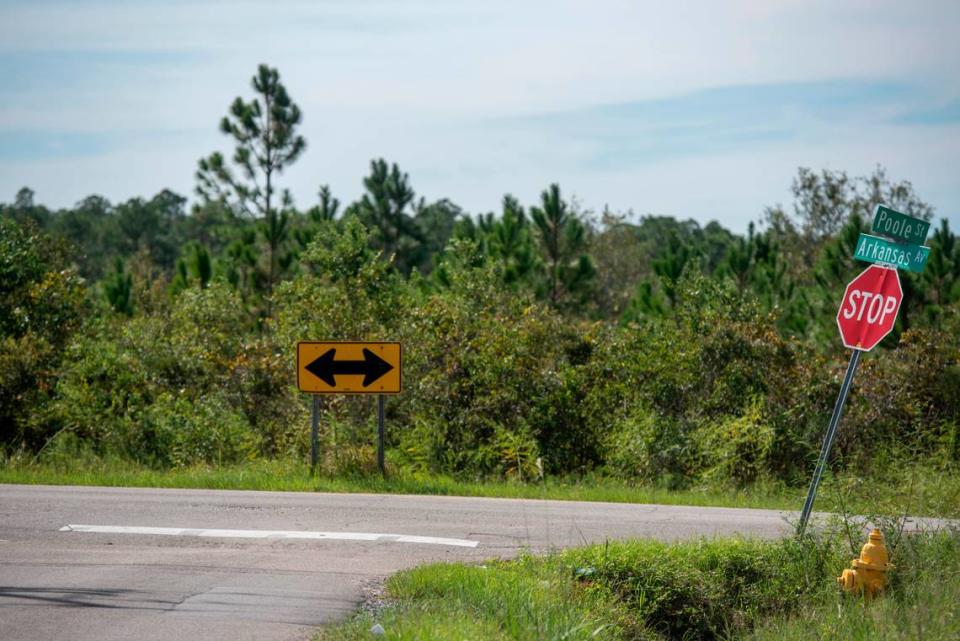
[797,204,927,536]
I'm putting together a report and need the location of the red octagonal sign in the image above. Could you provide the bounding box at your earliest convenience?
[836,264,903,351]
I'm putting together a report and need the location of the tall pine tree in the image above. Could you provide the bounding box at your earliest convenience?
[196,64,306,306]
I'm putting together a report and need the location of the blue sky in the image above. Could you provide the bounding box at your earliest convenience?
[1,0,958,232]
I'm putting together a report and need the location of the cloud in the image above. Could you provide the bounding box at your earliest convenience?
[0,1,957,231]
[895,100,960,126]
[0,130,115,160]
[492,80,918,169]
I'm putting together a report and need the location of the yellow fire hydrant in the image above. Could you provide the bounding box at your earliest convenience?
[837,528,893,598]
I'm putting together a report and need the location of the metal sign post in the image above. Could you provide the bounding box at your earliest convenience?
[310,395,320,473]
[798,234,912,537]
[797,349,860,536]
[377,394,386,476]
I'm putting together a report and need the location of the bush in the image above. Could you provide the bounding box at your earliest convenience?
[563,536,841,641]
[0,218,86,450]
[603,406,694,486]
[139,392,258,467]
[696,397,775,486]
[395,250,596,476]
[47,282,297,467]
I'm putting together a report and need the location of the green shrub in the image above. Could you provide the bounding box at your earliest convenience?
[603,406,695,486]
[0,218,86,450]
[139,392,258,467]
[562,536,841,641]
[696,397,775,486]
[395,257,593,476]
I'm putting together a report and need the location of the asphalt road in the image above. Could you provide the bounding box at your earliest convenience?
[0,484,793,641]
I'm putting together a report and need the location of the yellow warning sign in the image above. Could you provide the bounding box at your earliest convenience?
[297,342,401,394]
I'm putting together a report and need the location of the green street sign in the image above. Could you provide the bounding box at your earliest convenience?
[872,205,930,245]
[854,233,929,273]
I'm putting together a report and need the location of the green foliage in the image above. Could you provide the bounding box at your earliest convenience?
[348,158,430,274]
[397,243,597,476]
[0,217,87,449]
[40,282,304,466]
[2,158,959,491]
[323,555,628,641]
[171,241,213,293]
[321,529,960,641]
[139,392,257,467]
[748,530,960,641]
[103,257,134,315]
[530,183,595,308]
[196,64,306,303]
[652,232,697,306]
[697,397,774,485]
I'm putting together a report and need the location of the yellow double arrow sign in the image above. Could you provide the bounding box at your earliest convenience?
[296,342,402,394]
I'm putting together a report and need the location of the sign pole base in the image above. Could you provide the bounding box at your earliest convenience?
[797,349,861,536]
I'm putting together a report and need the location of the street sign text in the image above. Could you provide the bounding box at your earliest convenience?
[854,233,930,273]
[871,205,930,245]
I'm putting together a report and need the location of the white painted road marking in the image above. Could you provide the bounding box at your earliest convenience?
[60,524,479,548]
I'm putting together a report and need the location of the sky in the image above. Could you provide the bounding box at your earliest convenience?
[1,0,958,233]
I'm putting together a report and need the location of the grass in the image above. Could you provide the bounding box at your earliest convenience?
[4,453,957,639]
[746,526,960,641]
[746,574,960,641]
[0,456,796,508]
[1,455,959,518]
[317,525,960,641]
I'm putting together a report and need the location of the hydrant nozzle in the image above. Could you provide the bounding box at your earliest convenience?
[837,528,893,599]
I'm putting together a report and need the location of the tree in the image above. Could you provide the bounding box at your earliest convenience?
[49,194,113,279]
[2,187,50,227]
[923,219,959,317]
[652,232,696,307]
[530,183,594,307]
[294,185,341,253]
[171,242,213,293]
[308,185,340,224]
[0,218,86,449]
[195,64,306,303]
[103,257,134,316]
[410,197,461,274]
[349,159,422,273]
[114,190,187,270]
[488,195,537,286]
[763,166,934,293]
[717,223,755,291]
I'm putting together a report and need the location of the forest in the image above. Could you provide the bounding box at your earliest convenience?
[2,65,958,489]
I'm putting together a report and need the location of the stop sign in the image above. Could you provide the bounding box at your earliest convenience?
[836,264,903,351]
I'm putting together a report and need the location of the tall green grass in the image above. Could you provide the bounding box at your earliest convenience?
[747,526,960,641]
[2,453,958,518]
[318,527,960,641]
[0,454,797,508]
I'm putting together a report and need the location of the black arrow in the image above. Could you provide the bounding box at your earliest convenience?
[305,348,394,388]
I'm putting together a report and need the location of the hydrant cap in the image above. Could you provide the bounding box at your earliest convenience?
[856,529,889,570]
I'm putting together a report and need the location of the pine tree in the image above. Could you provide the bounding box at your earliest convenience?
[530,184,594,307]
[349,159,422,272]
[924,219,958,307]
[103,257,133,316]
[489,195,537,286]
[652,233,695,307]
[195,64,306,305]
